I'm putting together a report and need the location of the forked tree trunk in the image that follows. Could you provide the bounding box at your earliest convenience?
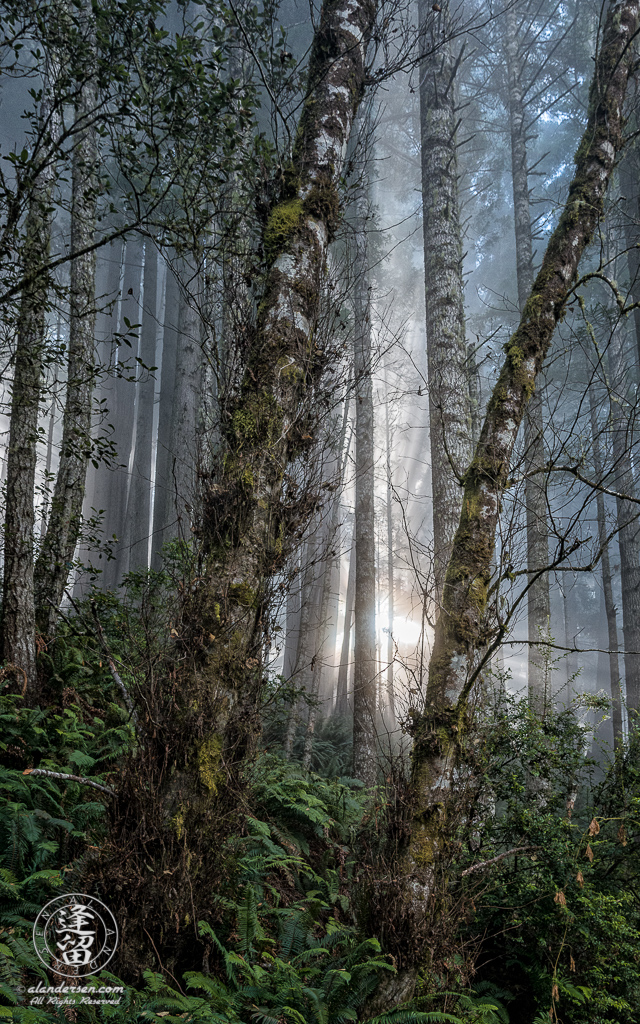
[35,14,98,632]
[2,61,61,689]
[375,0,639,996]
[504,2,551,716]
[419,0,472,607]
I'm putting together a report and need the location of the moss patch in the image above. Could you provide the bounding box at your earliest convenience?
[197,733,223,794]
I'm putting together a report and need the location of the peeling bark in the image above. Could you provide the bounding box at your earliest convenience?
[419,0,472,605]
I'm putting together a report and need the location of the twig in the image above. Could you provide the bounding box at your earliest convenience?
[23,768,115,797]
[461,845,540,877]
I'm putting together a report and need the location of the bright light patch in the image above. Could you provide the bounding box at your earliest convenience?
[392,617,422,646]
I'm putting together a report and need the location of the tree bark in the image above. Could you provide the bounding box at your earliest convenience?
[35,24,98,632]
[167,272,202,543]
[589,384,623,745]
[102,235,144,589]
[150,265,179,568]
[388,0,639,981]
[419,0,472,606]
[303,404,351,767]
[335,531,355,716]
[193,0,377,770]
[618,137,640,367]
[607,324,640,721]
[504,2,551,715]
[385,385,396,724]
[2,58,61,689]
[352,168,378,788]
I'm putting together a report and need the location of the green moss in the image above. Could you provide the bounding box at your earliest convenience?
[264,198,304,263]
[170,807,186,841]
[197,733,223,794]
[302,177,341,238]
[229,581,257,608]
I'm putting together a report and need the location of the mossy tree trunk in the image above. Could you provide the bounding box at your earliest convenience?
[378,0,640,989]
[504,1,552,716]
[188,0,377,769]
[419,0,472,607]
[2,60,61,690]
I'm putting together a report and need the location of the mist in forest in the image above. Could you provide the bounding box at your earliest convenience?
[1,0,640,1018]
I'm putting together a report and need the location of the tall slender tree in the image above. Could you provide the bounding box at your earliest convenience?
[352,142,378,787]
[419,0,472,608]
[34,0,99,632]
[504,2,552,715]
[2,52,62,688]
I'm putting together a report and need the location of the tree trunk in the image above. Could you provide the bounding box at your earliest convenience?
[303,404,351,767]
[102,235,144,589]
[150,265,179,568]
[122,244,160,572]
[34,22,98,632]
[618,137,640,367]
[167,271,202,542]
[352,168,378,788]
[2,61,61,690]
[335,531,355,716]
[385,387,396,724]
[607,324,640,722]
[419,0,472,606]
[283,530,322,758]
[589,384,623,746]
[504,2,551,715]
[385,0,638,983]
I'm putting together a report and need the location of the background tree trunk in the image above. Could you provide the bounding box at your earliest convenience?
[589,383,623,745]
[35,31,98,631]
[419,0,472,607]
[352,164,378,788]
[607,325,640,722]
[504,2,551,715]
